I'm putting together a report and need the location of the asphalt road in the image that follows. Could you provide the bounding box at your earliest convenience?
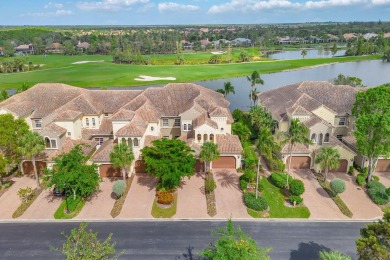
[0,220,367,259]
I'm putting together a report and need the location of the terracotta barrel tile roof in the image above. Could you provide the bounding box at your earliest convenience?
[216,134,243,154]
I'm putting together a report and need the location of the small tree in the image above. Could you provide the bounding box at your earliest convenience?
[141,138,195,190]
[110,142,134,181]
[356,212,390,259]
[199,219,271,259]
[330,178,346,196]
[247,71,264,107]
[112,180,126,199]
[200,142,220,172]
[301,48,307,58]
[17,187,34,203]
[51,222,124,259]
[0,154,7,185]
[232,122,251,142]
[315,146,341,182]
[331,43,338,57]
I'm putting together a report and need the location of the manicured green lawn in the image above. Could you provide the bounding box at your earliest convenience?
[151,193,177,218]
[258,177,310,218]
[54,198,86,219]
[0,54,380,89]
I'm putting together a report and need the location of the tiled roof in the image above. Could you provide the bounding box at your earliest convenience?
[55,110,83,121]
[116,116,148,137]
[40,123,67,136]
[216,134,243,154]
[45,138,97,161]
[144,135,160,147]
[81,118,113,139]
[193,113,218,129]
[91,139,115,162]
[342,135,358,152]
[281,143,311,154]
[321,135,357,155]
[60,94,101,115]
[111,109,135,121]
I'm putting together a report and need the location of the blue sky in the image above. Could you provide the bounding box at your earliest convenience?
[1,0,390,25]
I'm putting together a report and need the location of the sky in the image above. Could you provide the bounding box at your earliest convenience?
[0,0,390,25]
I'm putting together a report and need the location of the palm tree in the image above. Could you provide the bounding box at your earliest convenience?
[223,82,235,97]
[301,48,307,58]
[247,71,264,107]
[249,88,260,106]
[110,142,134,181]
[17,132,45,187]
[382,49,390,62]
[199,142,220,173]
[0,89,10,102]
[314,146,340,182]
[280,119,312,187]
[16,82,29,94]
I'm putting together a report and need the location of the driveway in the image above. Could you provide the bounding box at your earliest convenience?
[375,172,390,187]
[175,172,208,218]
[118,173,157,219]
[75,178,117,220]
[328,172,383,219]
[294,170,348,220]
[213,169,250,218]
[20,189,62,220]
[0,176,37,219]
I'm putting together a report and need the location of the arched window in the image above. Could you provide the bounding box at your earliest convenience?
[311,133,317,143]
[92,118,96,127]
[318,133,323,145]
[151,126,154,131]
[133,138,139,147]
[45,137,51,148]
[128,138,133,147]
[121,138,126,144]
[210,134,214,143]
[203,134,208,142]
[85,118,89,127]
[197,134,201,142]
[324,133,330,143]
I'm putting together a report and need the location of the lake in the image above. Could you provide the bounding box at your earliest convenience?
[267,49,347,60]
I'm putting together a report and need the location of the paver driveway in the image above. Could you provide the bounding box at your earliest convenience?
[328,172,383,219]
[175,172,208,218]
[213,169,250,218]
[20,188,62,220]
[75,178,117,220]
[294,170,348,220]
[0,176,36,219]
[118,173,157,219]
[375,172,390,187]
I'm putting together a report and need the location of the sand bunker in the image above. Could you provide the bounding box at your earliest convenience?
[72,60,104,64]
[211,51,226,55]
[134,75,176,81]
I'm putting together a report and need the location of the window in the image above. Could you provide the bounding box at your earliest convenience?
[151,126,154,131]
[311,134,317,143]
[121,138,126,144]
[45,137,51,148]
[86,118,89,127]
[174,118,181,127]
[336,135,343,140]
[133,138,139,147]
[183,124,187,131]
[210,134,214,143]
[95,138,104,145]
[318,133,323,145]
[338,117,346,126]
[188,124,192,131]
[220,127,224,132]
[92,118,96,127]
[175,136,180,139]
[34,119,42,128]
[45,137,57,149]
[324,133,330,143]
[104,113,109,117]
[197,134,201,142]
[128,139,133,147]
[162,119,168,127]
[203,134,208,142]
[67,132,71,136]
[163,136,169,138]
[50,140,57,148]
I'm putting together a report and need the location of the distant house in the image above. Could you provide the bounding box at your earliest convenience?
[212,39,230,48]
[181,40,193,50]
[15,44,34,54]
[384,33,390,38]
[327,34,339,42]
[45,43,64,54]
[77,42,90,52]
[200,39,211,49]
[231,38,251,46]
[199,28,209,33]
[276,37,305,44]
[343,33,357,41]
[363,33,378,40]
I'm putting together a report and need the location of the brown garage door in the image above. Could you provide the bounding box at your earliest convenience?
[330,159,348,173]
[213,156,236,169]
[99,164,121,177]
[22,161,47,175]
[286,156,311,169]
[135,160,146,173]
[195,160,204,172]
[376,159,390,172]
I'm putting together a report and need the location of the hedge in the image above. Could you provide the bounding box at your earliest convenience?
[240,169,256,182]
[270,173,292,189]
[289,179,305,196]
[289,195,303,205]
[205,177,217,193]
[356,173,366,187]
[243,192,268,211]
[240,179,248,191]
[368,187,389,205]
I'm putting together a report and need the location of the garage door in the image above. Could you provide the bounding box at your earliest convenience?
[286,156,311,169]
[330,159,348,173]
[135,160,146,173]
[99,164,121,177]
[195,160,205,172]
[213,156,236,169]
[376,159,390,172]
[22,161,47,175]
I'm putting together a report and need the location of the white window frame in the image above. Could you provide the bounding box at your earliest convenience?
[50,139,57,149]
[86,118,90,127]
[338,117,346,126]
[183,124,188,131]
[45,136,57,149]
[162,119,169,127]
[95,137,104,145]
[67,132,71,136]
[188,124,192,131]
[104,113,109,117]
[92,118,96,127]
[34,119,42,128]
[174,118,181,127]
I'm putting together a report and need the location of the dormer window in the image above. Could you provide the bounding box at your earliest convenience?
[104,113,109,117]
[92,118,96,127]
[86,118,89,127]
[34,119,42,128]
[45,137,57,149]
[338,117,346,126]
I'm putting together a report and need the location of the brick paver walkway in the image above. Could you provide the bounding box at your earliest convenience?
[20,189,62,219]
[375,172,390,187]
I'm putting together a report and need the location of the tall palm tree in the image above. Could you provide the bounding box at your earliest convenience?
[110,142,134,181]
[223,81,235,97]
[17,132,45,187]
[199,142,220,173]
[314,146,340,182]
[249,88,260,106]
[247,71,264,107]
[301,48,307,58]
[280,119,312,187]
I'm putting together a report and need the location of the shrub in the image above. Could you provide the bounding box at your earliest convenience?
[362,167,368,175]
[112,180,127,198]
[289,195,303,205]
[348,166,354,175]
[17,187,34,203]
[368,188,389,205]
[356,173,366,187]
[367,181,386,191]
[264,155,285,172]
[289,179,305,196]
[240,169,256,182]
[240,179,248,191]
[270,173,292,189]
[156,190,174,205]
[372,175,380,182]
[205,177,217,193]
[319,250,351,260]
[330,179,346,195]
[243,193,268,211]
[386,187,390,196]
[66,196,81,212]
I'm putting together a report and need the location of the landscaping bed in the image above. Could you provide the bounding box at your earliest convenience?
[205,172,217,217]
[151,192,177,218]
[0,180,14,198]
[12,187,43,218]
[111,175,134,218]
[54,196,86,219]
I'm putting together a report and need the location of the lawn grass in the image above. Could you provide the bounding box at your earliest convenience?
[111,175,134,218]
[12,188,43,218]
[0,54,380,89]
[151,193,177,218]
[257,177,310,218]
[54,198,86,219]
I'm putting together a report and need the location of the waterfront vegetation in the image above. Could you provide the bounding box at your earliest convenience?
[0,54,380,89]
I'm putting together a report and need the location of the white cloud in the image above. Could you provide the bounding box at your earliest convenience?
[44,2,64,9]
[158,2,200,13]
[77,0,149,11]
[371,0,390,5]
[21,9,73,17]
[208,0,369,14]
